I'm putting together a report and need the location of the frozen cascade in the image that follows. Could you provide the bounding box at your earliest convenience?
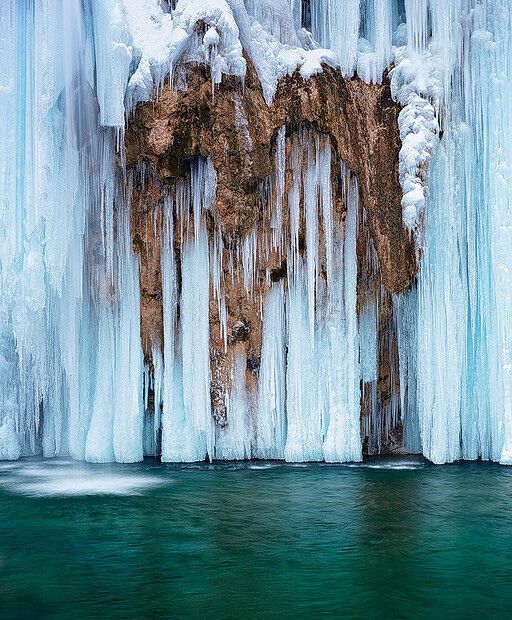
[154,131,365,463]
[1,0,512,466]
[396,0,512,463]
[179,227,214,461]
[0,0,144,462]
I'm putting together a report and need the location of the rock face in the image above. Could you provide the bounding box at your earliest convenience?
[126,56,417,454]
[127,58,415,289]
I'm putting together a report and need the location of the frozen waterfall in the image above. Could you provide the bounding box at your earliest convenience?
[0,0,511,465]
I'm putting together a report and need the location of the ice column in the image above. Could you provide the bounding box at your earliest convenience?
[160,160,215,462]
[256,282,287,459]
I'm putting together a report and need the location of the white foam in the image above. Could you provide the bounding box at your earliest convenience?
[247,463,278,469]
[344,459,426,470]
[0,461,167,497]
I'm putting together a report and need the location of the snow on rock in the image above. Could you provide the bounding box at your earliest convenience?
[122,0,338,108]
[211,0,337,103]
[120,0,444,237]
[390,45,441,235]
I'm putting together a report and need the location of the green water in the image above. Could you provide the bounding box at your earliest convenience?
[1,457,511,619]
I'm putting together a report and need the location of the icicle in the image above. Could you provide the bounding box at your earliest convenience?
[211,228,228,351]
[111,190,144,463]
[203,26,220,96]
[310,0,361,78]
[215,345,252,460]
[322,164,362,463]
[359,300,378,384]
[288,131,302,279]
[242,228,258,294]
[180,223,213,460]
[285,258,323,462]
[304,139,319,342]
[160,200,189,462]
[161,160,214,462]
[256,281,286,459]
[271,126,286,252]
[320,140,333,286]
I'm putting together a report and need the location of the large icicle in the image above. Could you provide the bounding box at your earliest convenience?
[321,163,362,463]
[283,130,363,463]
[160,198,192,462]
[256,282,287,459]
[160,159,215,462]
[285,259,323,461]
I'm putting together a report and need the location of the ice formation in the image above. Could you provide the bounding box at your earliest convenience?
[395,0,512,464]
[0,0,511,466]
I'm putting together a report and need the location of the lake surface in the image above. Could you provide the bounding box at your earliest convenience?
[1,457,511,619]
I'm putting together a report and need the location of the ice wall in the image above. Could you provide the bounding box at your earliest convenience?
[395,0,512,463]
[0,0,143,462]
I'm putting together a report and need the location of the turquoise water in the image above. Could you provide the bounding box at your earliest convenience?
[1,457,512,619]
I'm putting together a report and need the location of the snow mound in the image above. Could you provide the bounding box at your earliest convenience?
[122,0,338,108]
